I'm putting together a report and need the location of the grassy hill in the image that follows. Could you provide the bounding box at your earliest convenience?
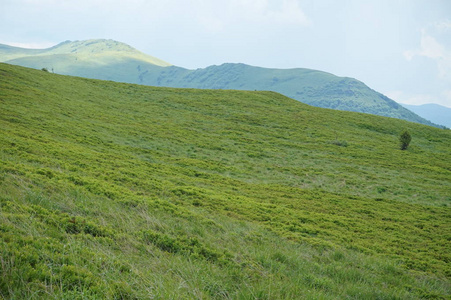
[0,40,438,128]
[1,63,450,299]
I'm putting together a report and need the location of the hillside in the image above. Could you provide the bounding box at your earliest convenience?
[138,63,438,127]
[402,103,451,128]
[0,39,438,128]
[1,63,450,299]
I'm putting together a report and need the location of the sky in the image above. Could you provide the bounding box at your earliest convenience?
[1,0,451,108]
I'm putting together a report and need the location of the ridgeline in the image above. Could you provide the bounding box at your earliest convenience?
[0,39,440,127]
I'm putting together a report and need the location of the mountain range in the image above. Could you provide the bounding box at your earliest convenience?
[401,103,451,128]
[0,39,445,128]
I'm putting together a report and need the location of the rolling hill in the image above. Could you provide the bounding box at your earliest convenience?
[0,39,440,128]
[0,63,450,299]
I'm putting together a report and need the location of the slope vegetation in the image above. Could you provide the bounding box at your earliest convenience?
[0,63,450,299]
[0,40,437,127]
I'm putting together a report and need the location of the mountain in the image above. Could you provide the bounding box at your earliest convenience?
[401,103,451,128]
[1,63,450,298]
[0,39,171,67]
[0,39,440,128]
[136,63,440,127]
[0,39,170,82]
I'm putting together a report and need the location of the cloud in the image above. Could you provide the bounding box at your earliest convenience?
[398,21,451,108]
[435,20,451,31]
[272,0,310,25]
[188,0,310,35]
[404,31,445,60]
[230,0,310,26]
[441,90,451,107]
[404,21,451,82]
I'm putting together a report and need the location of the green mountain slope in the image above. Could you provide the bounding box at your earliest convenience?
[1,63,450,299]
[138,63,438,127]
[1,40,438,128]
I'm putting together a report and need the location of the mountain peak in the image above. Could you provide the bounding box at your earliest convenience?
[48,39,172,67]
[51,39,135,54]
[0,39,171,67]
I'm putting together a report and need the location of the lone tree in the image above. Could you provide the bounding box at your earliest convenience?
[399,130,412,150]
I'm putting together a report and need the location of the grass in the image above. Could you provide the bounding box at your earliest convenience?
[0,63,450,299]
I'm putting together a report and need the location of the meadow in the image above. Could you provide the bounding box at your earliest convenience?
[0,63,450,299]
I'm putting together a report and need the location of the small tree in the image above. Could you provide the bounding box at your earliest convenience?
[399,130,411,150]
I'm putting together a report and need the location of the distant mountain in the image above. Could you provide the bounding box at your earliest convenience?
[0,39,170,81]
[0,39,439,127]
[136,63,440,127]
[401,103,451,128]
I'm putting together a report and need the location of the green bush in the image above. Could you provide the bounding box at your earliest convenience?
[399,130,412,150]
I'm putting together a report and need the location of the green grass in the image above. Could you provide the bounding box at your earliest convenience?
[0,63,450,299]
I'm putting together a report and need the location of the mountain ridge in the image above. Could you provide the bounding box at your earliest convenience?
[401,103,451,128]
[0,39,441,128]
[138,62,438,127]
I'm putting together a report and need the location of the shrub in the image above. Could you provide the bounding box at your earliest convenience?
[330,140,348,147]
[399,130,411,150]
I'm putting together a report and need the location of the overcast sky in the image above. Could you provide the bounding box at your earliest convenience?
[1,0,450,107]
